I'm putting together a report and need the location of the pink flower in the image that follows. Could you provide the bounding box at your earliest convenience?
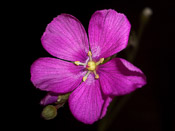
[30,9,146,124]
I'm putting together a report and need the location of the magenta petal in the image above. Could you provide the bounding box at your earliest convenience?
[40,92,58,106]
[98,58,146,96]
[100,96,113,119]
[68,74,104,124]
[31,57,85,93]
[41,14,89,62]
[88,9,131,59]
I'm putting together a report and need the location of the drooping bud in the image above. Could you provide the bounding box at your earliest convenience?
[41,105,57,120]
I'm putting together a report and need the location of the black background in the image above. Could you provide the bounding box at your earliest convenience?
[14,0,175,130]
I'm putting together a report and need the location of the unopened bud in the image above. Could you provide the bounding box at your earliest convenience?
[142,7,153,17]
[41,105,57,120]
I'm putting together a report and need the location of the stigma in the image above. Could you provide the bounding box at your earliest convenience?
[74,51,104,82]
[86,61,96,71]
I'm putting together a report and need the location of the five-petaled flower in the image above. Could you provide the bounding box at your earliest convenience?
[30,9,146,124]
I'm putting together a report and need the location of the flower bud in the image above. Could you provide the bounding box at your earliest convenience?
[140,7,153,26]
[41,105,57,120]
[142,7,153,17]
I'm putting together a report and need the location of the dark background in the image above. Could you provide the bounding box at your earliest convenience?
[18,0,175,130]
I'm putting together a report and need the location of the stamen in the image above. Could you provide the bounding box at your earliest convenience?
[95,74,99,79]
[88,51,92,61]
[75,52,103,81]
[74,61,86,66]
[96,58,104,66]
[93,70,99,79]
[83,71,91,82]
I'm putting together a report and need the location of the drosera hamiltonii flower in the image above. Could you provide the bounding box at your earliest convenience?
[30,9,147,124]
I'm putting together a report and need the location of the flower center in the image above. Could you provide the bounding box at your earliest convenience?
[86,61,96,71]
[74,51,104,82]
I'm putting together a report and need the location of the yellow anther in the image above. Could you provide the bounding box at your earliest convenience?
[74,61,86,66]
[99,58,104,63]
[86,61,96,71]
[93,70,99,79]
[88,51,92,61]
[82,71,91,82]
[96,58,104,66]
[88,51,92,56]
[74,61,80,65]
[83,76,87,82]
[95,74,99,79]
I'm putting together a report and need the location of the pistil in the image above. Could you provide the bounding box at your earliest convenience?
[74,51,104,82]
